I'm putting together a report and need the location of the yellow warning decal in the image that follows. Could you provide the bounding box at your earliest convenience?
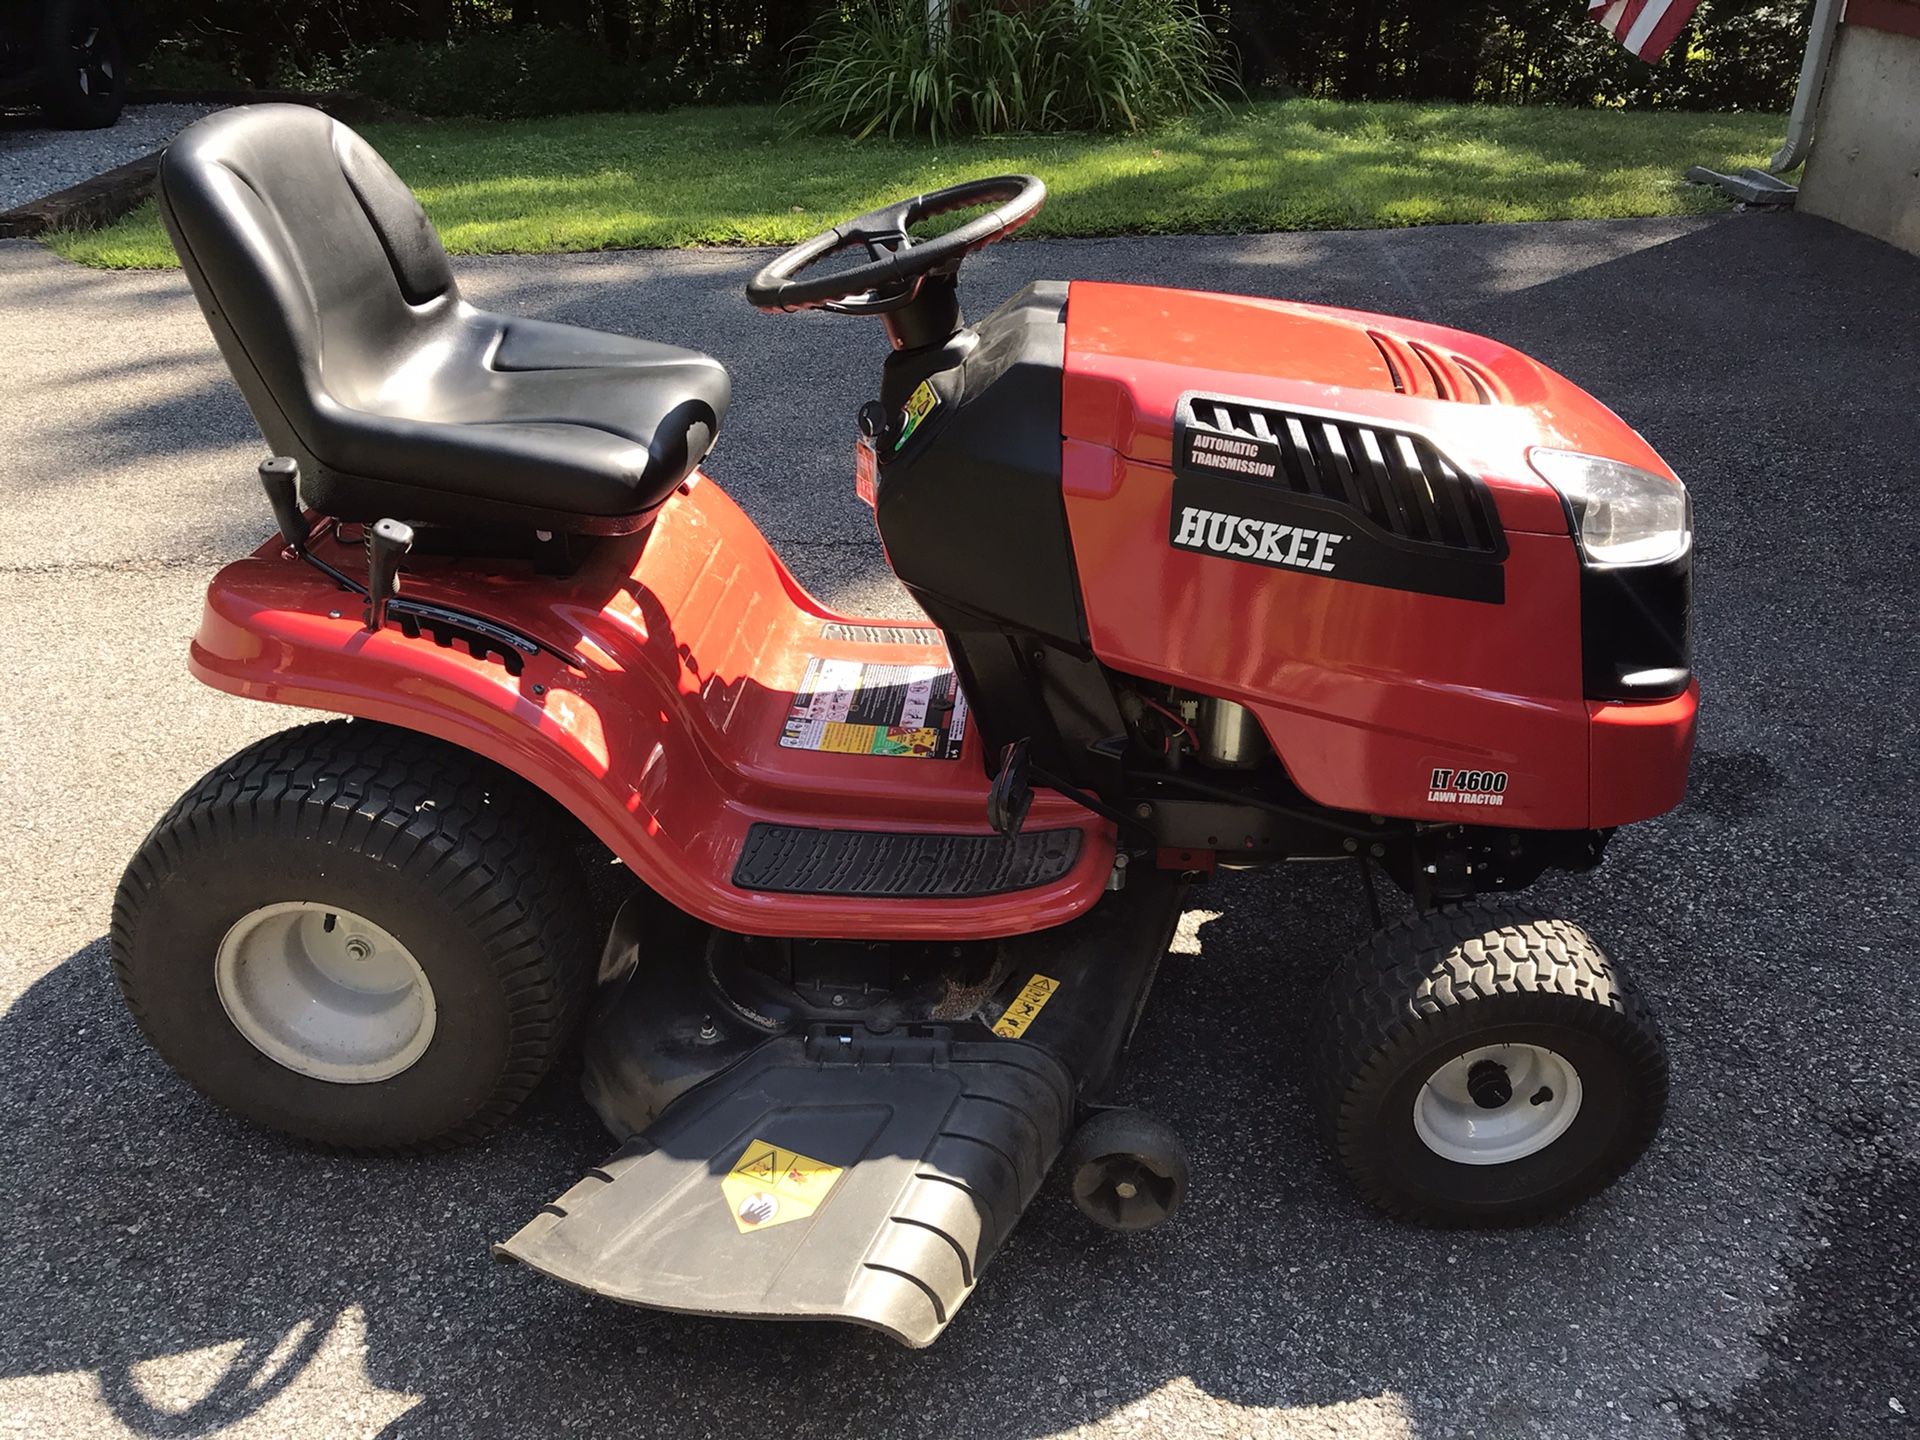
[992,974,1061,1038]
[721,1138,844,1234]
[895,379,940,450]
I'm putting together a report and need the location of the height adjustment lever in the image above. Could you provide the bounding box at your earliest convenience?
[364,518,415,633]
[987,737,1034,839]
[257,456,309,551]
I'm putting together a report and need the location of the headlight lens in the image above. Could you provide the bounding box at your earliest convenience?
[1529,449,1691,566]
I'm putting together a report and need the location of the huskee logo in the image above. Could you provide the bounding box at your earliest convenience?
[1172,505,1347,574]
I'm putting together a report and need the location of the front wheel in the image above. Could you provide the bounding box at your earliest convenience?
[1308,902,1667,1226]
[111,721,599,1153]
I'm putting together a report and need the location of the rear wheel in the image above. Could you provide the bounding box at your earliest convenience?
[112,721,599,1153]
[35,0,126,130]
[1308,902,1667,1225]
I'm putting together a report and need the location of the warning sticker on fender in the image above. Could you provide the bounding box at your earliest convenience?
[993,974,1061,1038]
[721,1139,844,1233]
[780,657,968,760]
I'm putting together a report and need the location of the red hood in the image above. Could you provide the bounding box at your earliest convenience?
[1061,281,1674,535]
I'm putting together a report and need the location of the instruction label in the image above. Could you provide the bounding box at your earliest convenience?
[896,379,941,450]
[993,974,1061,1039]
[721,1138,845,1233]
[780,657,968,760]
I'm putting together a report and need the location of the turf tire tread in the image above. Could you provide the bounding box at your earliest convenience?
[1306,899,1667,1225]
[110,720,598,1155]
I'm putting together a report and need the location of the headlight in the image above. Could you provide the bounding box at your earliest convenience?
[1528,449,1691,567]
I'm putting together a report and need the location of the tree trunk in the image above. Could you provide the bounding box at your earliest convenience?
[1408,1,1491,101]
[1226,0,1279,92]
[1342,0,1384,96]
[513,0,591,30]
[634,0,660,61]
[415,0,451,43]
[766,0,832,69]
[601,0,632,57]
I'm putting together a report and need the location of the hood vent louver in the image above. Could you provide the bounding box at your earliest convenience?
[1177,395,1503,555]
[1367,330,1506,406]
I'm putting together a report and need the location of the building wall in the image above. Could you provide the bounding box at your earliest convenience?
[1799,6,1920,256]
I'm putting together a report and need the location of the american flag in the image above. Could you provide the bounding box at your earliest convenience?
[1587,0,1703,62]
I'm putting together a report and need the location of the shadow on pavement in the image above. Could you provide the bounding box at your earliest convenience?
[1683,1118,1919,1440]
[0,865,1422,1439]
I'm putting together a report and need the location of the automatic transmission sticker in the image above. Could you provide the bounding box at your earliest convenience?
[780,657,968,759]
[721,1139,844,1233]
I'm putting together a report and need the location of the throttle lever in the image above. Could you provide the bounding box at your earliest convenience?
[365,518,415,633]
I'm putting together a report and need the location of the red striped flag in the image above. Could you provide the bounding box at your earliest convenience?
[1587,0,1702,62]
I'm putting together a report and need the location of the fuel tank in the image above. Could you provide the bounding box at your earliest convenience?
[1058,281,1695,831]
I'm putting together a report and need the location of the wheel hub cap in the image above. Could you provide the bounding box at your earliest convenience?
[1466,1057,1514,1109]
[214,901,436,1083]
[1073,1155,1179,1228]
[1413,1043,1582,1165]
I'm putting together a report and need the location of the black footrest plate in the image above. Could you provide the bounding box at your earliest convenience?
[496,1033,1074,1346]
[732,823,1081,898]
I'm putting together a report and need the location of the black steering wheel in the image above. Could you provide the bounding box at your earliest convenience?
[746,175,1046,315]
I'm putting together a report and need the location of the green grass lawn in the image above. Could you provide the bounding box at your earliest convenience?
[48,98,1782,268]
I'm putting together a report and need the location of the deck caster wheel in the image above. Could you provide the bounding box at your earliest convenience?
[1064,1108,1189,1231]
[1309,901,1668,1226]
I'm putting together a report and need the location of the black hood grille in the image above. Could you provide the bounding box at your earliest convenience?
[1177,395,1503,555]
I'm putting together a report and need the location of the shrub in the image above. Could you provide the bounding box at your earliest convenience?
[786,0,1240,141]
[136,38,248,90]
[346,29,658,120]
[342,29,784,119]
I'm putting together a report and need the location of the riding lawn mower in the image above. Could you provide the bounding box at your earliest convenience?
[111,106,1696,1346]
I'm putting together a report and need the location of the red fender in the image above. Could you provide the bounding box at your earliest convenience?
[189,476,1116,940]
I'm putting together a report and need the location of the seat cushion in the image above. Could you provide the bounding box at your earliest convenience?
[157,105,730,534]
[306,308,730,530]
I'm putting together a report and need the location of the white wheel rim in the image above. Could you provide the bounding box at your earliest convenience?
[215,902,436,1084]
[1413,1043,1582,1165]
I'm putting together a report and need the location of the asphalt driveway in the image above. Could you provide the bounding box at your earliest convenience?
[0,213,1915,1440]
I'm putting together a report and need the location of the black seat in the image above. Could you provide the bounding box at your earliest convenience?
[158,105,730,535]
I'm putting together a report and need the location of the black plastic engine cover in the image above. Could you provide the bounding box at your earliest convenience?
[874,281,1081,644]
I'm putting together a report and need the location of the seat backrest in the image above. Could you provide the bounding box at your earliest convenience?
[158,105,458,464]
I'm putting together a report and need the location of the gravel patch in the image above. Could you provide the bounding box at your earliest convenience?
[0,102,220,211]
